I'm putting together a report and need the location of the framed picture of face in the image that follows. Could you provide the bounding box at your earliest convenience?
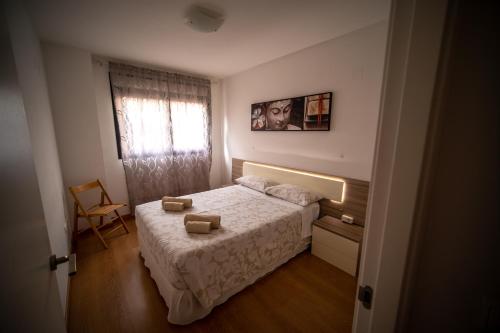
[251,92,332,131]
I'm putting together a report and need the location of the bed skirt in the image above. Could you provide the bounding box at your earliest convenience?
[138,231,311,325]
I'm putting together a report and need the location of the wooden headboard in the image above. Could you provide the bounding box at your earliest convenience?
[231,158,370,227]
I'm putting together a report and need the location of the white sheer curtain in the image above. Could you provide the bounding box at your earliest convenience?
[109,62,212,211]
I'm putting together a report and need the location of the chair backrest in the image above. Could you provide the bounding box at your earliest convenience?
[69,179,113,215]
[69,180,100,194]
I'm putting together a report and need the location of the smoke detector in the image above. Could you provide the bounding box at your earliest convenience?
[184,5,225,33]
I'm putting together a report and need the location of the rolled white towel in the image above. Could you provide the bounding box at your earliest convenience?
[185,221,211,234]
[161,196,192,208]
[184,213,220,229]
[163,201,184,212]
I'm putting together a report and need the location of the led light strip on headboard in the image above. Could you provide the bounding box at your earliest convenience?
[242,161,345,203]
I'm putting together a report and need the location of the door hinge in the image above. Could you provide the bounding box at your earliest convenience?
[358,285,373,309]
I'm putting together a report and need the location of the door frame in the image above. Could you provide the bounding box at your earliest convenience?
[352,0,449,331]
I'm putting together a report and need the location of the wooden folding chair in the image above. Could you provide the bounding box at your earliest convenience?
[69,179,130,249]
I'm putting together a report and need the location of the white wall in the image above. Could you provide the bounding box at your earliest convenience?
[222,21,388,182]
[6,2,69,316]
[42,43,109,228]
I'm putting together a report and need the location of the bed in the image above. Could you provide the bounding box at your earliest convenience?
[135,161,346,324]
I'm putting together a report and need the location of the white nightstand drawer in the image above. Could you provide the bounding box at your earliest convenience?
[312,226,359,260]
[312,225,359,276]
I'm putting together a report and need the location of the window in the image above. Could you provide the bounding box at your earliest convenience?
[113,97,207,158]
[170,101,206,151]
[123,98,170,155]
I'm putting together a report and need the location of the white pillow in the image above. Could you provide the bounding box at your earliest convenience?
[235,175,277,193]
[265,184,323,206]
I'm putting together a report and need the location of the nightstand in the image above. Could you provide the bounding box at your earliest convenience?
[311,215,364,276]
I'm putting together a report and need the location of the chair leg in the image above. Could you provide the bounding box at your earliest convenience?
[86,216,109,249]
[114,210,130,233]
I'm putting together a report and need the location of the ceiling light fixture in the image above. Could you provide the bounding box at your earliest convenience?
[184,5,225,33]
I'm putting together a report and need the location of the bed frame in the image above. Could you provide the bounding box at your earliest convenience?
[231,158,370,227]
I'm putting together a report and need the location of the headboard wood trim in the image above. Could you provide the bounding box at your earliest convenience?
[231,158,370,227]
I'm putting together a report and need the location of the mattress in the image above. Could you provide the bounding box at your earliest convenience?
[135,185,319,324]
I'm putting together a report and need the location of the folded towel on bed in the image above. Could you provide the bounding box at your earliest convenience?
[161,196,193,208]
[184,213,221,229]
[163,201,184,212]
[185,221,212,234]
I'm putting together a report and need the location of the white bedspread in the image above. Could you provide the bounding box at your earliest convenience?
[135,185,318,324]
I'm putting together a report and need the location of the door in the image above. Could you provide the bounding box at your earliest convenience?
[0,8,66,333]
[397,1,499,331]
[353,0,499,331]
[352,0,449,331]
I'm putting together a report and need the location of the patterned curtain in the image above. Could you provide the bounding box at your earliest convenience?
[109,62,212,212]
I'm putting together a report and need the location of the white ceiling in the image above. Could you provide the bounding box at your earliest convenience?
[26,0,390,78]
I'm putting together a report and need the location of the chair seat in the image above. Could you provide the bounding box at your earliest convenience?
[87,203,126,216]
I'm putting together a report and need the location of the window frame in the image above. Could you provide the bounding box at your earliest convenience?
[109,72,123,159]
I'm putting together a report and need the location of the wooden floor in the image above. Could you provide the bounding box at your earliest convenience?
[68,218,357,333]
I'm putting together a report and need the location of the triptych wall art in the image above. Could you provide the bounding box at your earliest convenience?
[251,92,332,131]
